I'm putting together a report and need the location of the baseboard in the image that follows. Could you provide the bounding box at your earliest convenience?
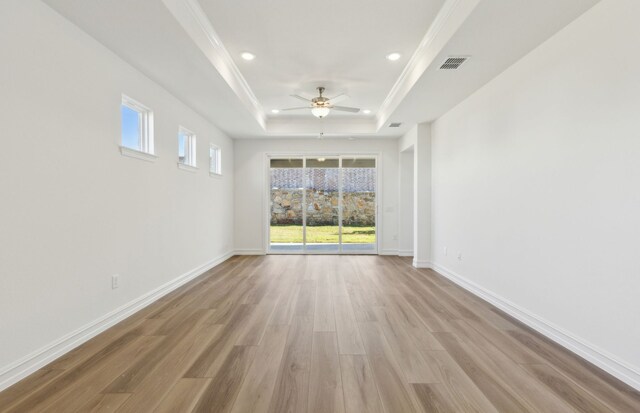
[0,250,234,392]
[234,249,266,255]
[431,263,640,391]
[412,259,432,268]
[379,249,398,256]
[398,250,414,257]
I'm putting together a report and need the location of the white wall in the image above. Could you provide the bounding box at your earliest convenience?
[413,124,432,268]
[399,127,417,257]
[431,0,640,387]
[399,126,417,153]
[398,125,431,266]
[0,0,234,387]
[398,150,414,255]
[234,138,399,254]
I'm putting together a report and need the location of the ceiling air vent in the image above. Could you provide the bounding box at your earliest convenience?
[439,56,469,70]
[388,122,402,128]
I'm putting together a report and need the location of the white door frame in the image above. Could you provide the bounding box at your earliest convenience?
[264,152,381,255]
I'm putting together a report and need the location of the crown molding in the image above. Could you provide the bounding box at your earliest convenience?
[163,0,480,137]
[376,0,481,131]
[161,0,266,130]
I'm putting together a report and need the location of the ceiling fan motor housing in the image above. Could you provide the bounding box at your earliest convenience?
[312,87,330,107]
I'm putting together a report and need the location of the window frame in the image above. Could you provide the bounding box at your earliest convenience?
[209,143,222,176]
[120,95,154,159]
[177,126,197,171]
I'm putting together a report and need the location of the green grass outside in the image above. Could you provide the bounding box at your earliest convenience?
[270,225,375,244]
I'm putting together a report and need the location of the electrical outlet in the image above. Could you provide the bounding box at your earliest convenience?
[444,246,448,256]
[457,252,462,261]
[112,274,120,289]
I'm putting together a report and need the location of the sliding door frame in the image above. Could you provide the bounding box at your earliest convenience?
[265,151,381,255]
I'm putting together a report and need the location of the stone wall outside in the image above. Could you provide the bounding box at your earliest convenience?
[271,189,375,226]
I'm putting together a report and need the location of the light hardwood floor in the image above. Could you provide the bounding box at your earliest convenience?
[1,255,639,412]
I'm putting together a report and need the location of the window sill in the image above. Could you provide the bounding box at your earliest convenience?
[120,146,157,162]
[178,163,198,172]
[209,171,223,178]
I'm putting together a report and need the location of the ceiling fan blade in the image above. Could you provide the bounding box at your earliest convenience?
[290,94,311,103]
[328,93,349,104]
[280,106,310,111]
[332,106,360,113]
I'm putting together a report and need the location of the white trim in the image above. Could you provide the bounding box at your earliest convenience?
[177,162,198,172]
[398,250,414,257]
[234,249,266,255]
[431,263,640,391]
[119,146,158,162]
[178,126,197,167]
[262,154,269,253]
[209,143,222,176]
[379,249,399,256]
[160,0,265,130]
[121,94,154,154]
[302,157,307,248]
[412,259,432,268]
[338,157,343,251]
[267,250,377,256]
[121,94,153,113]
[0,251,234,392]
[376,0,480,131]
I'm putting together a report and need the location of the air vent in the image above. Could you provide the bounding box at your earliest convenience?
[439,56,469,70]
[388,122,402,128]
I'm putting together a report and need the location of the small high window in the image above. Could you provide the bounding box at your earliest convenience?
[210,144,222,176]
[120,95,153,156]
[178,127,197,169]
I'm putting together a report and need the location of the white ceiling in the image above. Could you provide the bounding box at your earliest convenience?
[391,0,601,135]
[42,0,600,139]
[198,0,445,118]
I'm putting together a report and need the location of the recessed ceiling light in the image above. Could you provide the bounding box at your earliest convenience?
[241,52,255,61]
[362,109,371,114]
[271,109,280,114]
[386,52,401,61]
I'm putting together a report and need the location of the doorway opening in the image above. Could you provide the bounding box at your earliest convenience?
[268,155,378,254]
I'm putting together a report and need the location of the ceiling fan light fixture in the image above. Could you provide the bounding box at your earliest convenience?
[311,107,330,118]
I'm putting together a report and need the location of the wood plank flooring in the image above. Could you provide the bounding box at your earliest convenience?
[2,255,639,412]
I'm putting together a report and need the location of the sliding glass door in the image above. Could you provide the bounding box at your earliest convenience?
[269,158,304,252]
[269,155,377,254]
[341,157,376,253]
[305,158,340,252]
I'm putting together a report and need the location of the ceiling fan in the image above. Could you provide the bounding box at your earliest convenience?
[278,87,360,118]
